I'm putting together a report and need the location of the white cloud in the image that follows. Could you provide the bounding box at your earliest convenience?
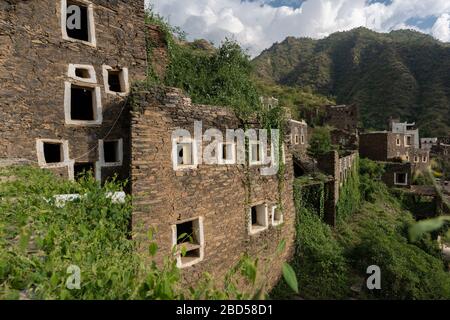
[147,0,450,56]
[432,13,450,42]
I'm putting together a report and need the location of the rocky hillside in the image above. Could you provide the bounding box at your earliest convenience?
[253,28,450,136]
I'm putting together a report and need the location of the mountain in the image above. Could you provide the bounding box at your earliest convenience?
[253,28,450,136]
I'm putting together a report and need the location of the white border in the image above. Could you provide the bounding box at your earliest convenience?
[102,65,130,96]
[98,139,123,167]
[172,217,205,269]
[68,64,97,83]
[248,202,269,235]
[249,141,263,166]
[218,142,236,165]
[64,81,103,126]
[394,172,408,186]
[36,139,75,180]
[61,0,96,47]
[271,205,283,226]
[172,136,198,171]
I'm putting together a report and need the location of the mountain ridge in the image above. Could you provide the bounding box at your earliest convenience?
[253,27,450,136]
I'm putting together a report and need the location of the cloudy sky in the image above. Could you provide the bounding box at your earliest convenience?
[147,0,450,56]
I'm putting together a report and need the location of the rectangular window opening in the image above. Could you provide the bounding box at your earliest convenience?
[74,162,95,180]
[75,68,91,79]
[43,142,63,164]
[70,85,95,121]
[107,70,124,93]
[177,143,193,166]
[103,141,120,163]
[251,143,261,163]
[272,206,283,226]
[66,1,89,42]
[174,218,203,268]
[395,173,407,185]
[249,204,268,234]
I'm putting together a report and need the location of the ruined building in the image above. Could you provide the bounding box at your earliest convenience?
[359,129,430,187]
[323,105,360,151]
[1,0,298,288]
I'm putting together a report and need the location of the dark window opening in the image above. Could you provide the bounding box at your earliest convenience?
[104,141,119,163]
[43,143,63,164]
[251,207,258,225]
[273,208,282,223]
[66,1,89,42]
[75,68,91,79]
[107,70,123,93]
[395,173,407,185]
[74,162,95,180]
[176,220,197,245]
[294,162,305,178]
[71,85,94,121]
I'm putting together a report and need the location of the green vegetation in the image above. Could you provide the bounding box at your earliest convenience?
[272,159,450,300]
[307,127,333,158]
[253,27,450,136]
[0,166,295,300]
[146,10,261,121]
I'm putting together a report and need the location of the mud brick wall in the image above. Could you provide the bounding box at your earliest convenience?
[360,132,410,161]
[0,0,147,181]
[130,87,296,290]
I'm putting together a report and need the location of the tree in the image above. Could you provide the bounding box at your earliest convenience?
[307,127,332,158]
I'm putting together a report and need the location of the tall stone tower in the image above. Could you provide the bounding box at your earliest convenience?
[0,0,147,181]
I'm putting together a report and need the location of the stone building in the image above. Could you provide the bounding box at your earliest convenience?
[389,119,420,149]
[317,150,359,225]
[324,104,359,133]
[1,0,298,290]
[130,87,296,286]
[1,0,147,182]
[421,138,437,151]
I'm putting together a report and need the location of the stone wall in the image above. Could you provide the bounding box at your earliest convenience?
[324,104,359,133]
[0,0,147,182]
[130,87,296,289]
[382,162,412,188]
[317,150,359,225]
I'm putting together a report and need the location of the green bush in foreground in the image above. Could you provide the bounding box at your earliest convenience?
[0,166,290,300]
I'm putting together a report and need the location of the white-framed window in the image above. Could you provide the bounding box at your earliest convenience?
[248,203,269,235]
[36,139,71,168]
[172,217,204,268]
[172,137,198,171]
[422,156,428,163]
[295,134,300,145]
[301,134,305,145]
[271,205,283,226]
[102,65,129,96]
[396,137,401,146]
[61,0,96,47]
[99,139,123,167]
[218,142,236,165]
[68,64,96,83]
[414,156,419,163]
[404,135,412,147]
[64,81,102,126]
[394,172,408,186]
[249,141,263,166]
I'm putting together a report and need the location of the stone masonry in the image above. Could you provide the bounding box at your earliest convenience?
[130,87,296,287]
[0,0,147,182]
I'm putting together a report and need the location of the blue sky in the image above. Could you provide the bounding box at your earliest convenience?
[148,0,450,56]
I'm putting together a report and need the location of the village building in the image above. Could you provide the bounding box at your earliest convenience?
[0,0,303,288]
